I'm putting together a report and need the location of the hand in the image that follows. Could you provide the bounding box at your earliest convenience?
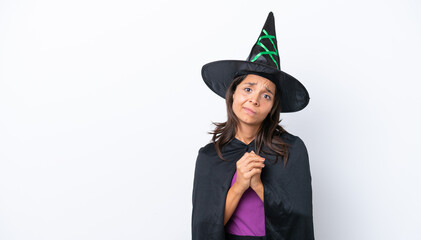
[249,150,265,191]
[233,150,266,193]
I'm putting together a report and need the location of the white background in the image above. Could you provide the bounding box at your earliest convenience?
[1,0,420,239]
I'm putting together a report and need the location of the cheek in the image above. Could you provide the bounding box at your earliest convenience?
[262,102,273,114]
[232,94,239,108]
[233,93,246,104]
[233,98,242,110]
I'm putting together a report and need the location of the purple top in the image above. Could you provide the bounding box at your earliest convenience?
[225,170,266,236]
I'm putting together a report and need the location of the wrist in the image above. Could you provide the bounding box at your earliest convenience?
[251,181,263,191]
[232,182,247,195]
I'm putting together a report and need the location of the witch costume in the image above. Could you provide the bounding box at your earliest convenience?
[192,12,315,240]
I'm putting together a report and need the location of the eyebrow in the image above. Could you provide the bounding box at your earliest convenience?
[244,82,274,96]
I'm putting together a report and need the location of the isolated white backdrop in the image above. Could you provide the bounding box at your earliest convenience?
[1,0,420,239]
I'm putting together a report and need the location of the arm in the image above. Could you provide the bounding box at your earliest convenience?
[252,183,264,202]
[224,182,246,225]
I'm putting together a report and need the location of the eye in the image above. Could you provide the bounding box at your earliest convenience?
[244,87,251,92]
[264,94,271,100]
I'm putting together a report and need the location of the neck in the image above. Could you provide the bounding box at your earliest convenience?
[235,124,259,145]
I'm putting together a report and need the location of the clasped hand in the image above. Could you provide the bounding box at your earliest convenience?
[234,150,265,193]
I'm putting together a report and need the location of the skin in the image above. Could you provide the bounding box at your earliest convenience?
[224,74,277,226]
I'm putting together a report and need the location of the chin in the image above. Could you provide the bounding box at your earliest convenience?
[239,116,261,125]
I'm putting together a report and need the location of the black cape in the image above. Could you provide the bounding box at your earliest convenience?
[191,132,315,240]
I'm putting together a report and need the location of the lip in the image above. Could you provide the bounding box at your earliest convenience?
[243,107,256,115]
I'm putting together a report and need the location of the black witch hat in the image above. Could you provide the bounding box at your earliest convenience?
[201,12,310,113]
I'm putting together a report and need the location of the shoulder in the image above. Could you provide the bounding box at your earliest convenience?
[195,141,217,161]
[194,142,218,171]
[282,133,310,171]
[197,141,216,156]
[279,131,309,165]
[279,131,307,149]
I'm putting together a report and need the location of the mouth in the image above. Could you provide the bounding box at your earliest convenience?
[243,107,256,115]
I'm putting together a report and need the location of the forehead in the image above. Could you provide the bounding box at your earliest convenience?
[241,74,276,90]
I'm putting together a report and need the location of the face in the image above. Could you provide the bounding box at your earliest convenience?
[232,74,276,127]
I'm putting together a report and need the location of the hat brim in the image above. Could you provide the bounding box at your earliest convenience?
[201,60,310,113]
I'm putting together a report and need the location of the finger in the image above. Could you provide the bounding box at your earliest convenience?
[237,152,251,164]
[237,152,250,168]
[245,155,265,164]
[245,168,261,178]
[249,150,263,157]
[239,164,254,174]
[248,151,265,160]
[245,160,265,169]
[246,163,265,174]
[239,153,264,171]
[255,162,265,168]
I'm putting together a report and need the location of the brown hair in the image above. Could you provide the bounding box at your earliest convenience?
[208,74,291,167]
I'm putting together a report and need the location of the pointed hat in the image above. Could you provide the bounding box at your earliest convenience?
[201,12,310,113]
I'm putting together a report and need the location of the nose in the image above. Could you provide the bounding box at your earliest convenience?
[249,94,260,106]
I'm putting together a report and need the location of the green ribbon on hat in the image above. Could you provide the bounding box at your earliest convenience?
[250,29,279,69]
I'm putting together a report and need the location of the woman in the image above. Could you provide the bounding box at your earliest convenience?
[192,12,315,240]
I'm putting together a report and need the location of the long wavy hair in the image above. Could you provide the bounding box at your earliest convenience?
[208,74,291,167]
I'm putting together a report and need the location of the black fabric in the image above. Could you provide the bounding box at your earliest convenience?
[225,232,267,240]
[191,132,315,240]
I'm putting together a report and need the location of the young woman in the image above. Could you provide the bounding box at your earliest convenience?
[192,12,315,240]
